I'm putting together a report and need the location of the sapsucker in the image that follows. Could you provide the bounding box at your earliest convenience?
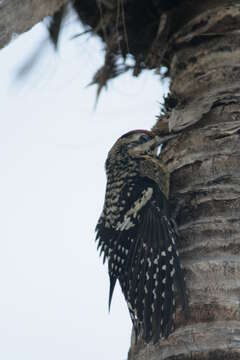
[95,130,187,343]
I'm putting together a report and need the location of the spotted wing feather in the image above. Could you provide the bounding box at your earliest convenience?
[122,186,187,343]
[95,178,187,343]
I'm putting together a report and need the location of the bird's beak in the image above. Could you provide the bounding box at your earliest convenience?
[153,133,177,157]
[154,133,177,145]
[129,133,176,158]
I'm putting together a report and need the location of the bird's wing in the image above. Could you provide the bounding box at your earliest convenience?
[95,180,187,343]
[119,186,187,343]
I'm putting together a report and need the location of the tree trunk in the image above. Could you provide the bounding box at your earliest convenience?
[129,1,240,359]
[0,0,66,49]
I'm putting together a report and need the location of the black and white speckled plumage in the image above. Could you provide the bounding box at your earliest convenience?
[95,130,187,343]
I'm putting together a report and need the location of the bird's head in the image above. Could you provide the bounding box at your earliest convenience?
[106,129,173,167]
[105,129,174,196]
[107,130,156,163]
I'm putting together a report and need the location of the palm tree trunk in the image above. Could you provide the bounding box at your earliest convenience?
[129,2,240,359]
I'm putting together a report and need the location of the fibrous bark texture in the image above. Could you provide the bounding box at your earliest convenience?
[0,0,67,49]
[129,1,240,359]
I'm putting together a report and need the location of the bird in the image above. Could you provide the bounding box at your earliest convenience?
[95,129,187,344]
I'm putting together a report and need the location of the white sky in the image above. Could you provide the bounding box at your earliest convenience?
[0,14,168,360]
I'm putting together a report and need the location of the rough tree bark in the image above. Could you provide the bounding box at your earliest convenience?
[0,0,66,49]
[129,1,240,359]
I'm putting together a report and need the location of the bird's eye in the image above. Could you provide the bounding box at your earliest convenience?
[139,134,150,142]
